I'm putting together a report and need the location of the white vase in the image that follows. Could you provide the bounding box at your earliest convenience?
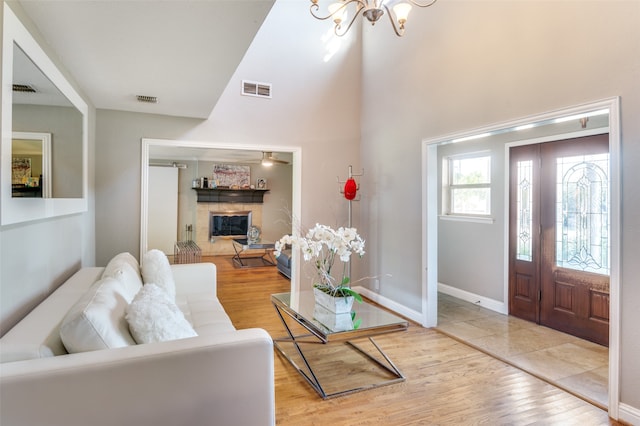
[313,287,354,314]
[313,304,354,331]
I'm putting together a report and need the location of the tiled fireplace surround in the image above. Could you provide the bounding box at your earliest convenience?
[195,202,263,256]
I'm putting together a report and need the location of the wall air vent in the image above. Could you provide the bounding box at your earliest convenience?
[13,84,36,93]
[136,95,158,103]
[242,80,272,99]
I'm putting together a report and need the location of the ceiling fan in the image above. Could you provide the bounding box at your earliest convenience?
[261,151,289,166]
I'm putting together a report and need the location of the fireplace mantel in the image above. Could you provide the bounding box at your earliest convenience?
[193,188,269,203]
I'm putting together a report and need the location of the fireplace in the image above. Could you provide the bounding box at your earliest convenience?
[209,211,251,239]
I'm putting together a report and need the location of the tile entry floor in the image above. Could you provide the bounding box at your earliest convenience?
[436,293,609,409]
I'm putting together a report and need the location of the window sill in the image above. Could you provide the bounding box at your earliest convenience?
[439,215,495,224]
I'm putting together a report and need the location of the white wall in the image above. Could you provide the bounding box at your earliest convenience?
[360,0,640,414]
[95,111,204,265]
[255,163,293,243]
[183,0,363,236]
[437,138,505,302]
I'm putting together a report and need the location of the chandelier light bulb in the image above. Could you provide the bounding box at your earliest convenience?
[393,2,412,29]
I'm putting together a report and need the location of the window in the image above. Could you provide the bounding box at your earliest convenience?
[443,153,492,216]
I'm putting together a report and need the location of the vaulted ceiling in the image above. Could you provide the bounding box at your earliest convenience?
[15,0,275,119]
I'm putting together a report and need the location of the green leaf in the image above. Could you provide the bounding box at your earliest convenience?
[341,288,363,303]
[341,276,350,285]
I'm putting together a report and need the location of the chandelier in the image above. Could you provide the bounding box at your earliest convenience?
[310,0,437,37]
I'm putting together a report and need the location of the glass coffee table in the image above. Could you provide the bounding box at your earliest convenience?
[231,238,276,268]
[271,291,409,399]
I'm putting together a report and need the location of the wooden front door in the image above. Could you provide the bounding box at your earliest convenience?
[509,135,610,346]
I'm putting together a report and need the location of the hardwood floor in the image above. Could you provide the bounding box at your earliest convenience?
[209,256,620,425]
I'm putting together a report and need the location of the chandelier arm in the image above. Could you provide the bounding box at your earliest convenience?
[309,0,364,21]
[310,1,333,21]
[384,4,405,37]
[406,0,438,8]
[335,3,366,37]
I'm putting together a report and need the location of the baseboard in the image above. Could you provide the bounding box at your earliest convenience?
[438,282,508,315]
[619,402,640,425]
[353,284,506,325]
[353,286,424,325]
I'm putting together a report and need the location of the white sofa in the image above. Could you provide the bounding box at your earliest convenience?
[0,255,275,426]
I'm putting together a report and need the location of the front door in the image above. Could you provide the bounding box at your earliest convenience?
[509,135,610,346]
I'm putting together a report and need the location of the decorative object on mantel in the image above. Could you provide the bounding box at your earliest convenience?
[191,176,216,189]
[309,0,438,38]
[274,223,365,312]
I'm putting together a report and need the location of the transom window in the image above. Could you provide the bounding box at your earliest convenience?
[443,153,492,216]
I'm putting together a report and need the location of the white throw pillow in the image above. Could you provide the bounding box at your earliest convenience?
[126,284,197,344]
[103,252,140,277]
[102,261,142,303]
[141,249,176,300]
[60,277,136,353]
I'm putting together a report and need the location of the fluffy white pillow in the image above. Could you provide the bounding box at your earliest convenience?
[141,249,176,300]
[60,277,136,353]
[126,284,197,344]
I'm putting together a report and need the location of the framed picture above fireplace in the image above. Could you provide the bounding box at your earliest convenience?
[213,164,250,188]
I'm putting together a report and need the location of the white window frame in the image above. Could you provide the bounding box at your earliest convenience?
[442,152,493,221]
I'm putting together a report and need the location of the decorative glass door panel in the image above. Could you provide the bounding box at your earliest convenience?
[509,145,540,323]
[555,153,609,275]
[517,160,533,262]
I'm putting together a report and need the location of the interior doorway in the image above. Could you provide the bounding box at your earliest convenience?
[140,138,302,296]
[509,135,610,346]
[422,97,621,417]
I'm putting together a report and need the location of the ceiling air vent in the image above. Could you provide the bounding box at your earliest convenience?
[136,95,158,103]
[13,84,37,93]
[242,80,272,99]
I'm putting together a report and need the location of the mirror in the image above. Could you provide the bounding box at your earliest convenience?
[12,43,83,199]
[2,4,88,225]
